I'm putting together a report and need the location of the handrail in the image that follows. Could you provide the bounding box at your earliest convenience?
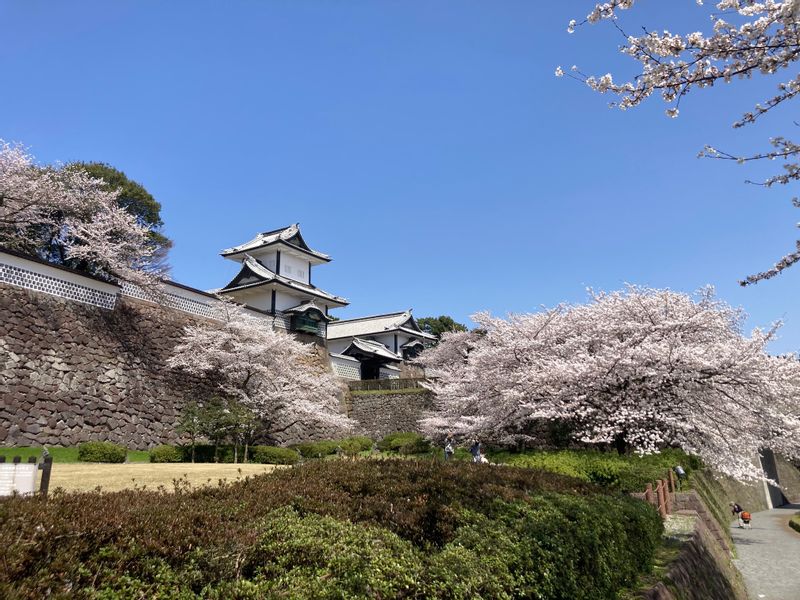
[347,377,427,392]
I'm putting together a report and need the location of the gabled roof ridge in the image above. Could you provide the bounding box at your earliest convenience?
[344,337,402,362]
[257,223,297,237]
[220,223,331,261]
[329,310,411,325]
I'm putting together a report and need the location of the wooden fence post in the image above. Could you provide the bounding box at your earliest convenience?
[656,480,668,518]
[39,456,53,498]
[645,482,654,506]
[669,469,676,494]
[666,481,672,515]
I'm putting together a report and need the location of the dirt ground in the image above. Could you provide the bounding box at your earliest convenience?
[46,463,280,493]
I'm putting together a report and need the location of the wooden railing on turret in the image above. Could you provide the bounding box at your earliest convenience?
[347,377,427,392]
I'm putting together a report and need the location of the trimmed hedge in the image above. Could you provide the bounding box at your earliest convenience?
[0,460,662,599]
[340,436,374,452]
[377,431,431,455]
[291,437,376,458]
[491,448,701,493]
[291,440,340,458]
[149,445,183,463]
[77,441,127,463]
[250,446,301,465]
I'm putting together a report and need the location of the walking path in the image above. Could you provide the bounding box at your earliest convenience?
[730,504,800,600]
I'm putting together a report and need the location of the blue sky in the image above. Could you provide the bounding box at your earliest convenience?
[3,2,800,351]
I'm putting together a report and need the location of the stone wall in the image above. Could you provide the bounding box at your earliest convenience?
[775,457,800,503]
[0,285,216,450]
[346,389,432,438]
[643,510,748,600]
[0,284,425,449]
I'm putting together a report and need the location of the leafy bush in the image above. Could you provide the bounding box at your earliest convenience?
[250,446,300,465]
[0,459,662,599]
[491,448,700,493]
[336,439,363,457]
[77,441,127,463]
[149,445,182,463]
[340,436,374,452]
[377,431,431,454]
[241,507,422,598]
[291,440,340,458]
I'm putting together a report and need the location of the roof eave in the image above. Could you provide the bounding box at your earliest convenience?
[218,279,348,307]
[220,240,331,263]
[327,326,436,341]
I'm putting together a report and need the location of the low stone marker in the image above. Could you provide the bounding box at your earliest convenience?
[0,455,53,497]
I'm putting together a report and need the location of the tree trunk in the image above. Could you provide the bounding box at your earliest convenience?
[234,445,238,464]
[191,439,195,464]
[244,442,249,463]
[614,432,628,455]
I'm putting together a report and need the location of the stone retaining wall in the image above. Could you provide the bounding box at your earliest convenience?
[672,490,732,556]
[775,457,800,503]
[346,389,432,438]
[1,284,427,449]
[0,285,214,450]
[643,511,748,600]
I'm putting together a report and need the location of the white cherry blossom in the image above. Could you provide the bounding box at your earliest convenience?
[0,141,164,287]
[168,301,354,439]
[421,286,800,481]
[567,2,800,284]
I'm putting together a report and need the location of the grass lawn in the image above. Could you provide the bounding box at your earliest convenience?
[0,446,149,463]
[47,463,280,493]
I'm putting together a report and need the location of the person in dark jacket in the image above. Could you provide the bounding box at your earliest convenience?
[469,439,481,463]
[730,502,744,527]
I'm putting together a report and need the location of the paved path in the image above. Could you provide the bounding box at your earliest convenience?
[731,504,800,600]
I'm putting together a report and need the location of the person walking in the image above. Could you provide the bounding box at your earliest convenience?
[444,434,455,461]
[731,502,744,528]
[469,439,481,463]
[740,509,752,529]
[673,465,687,490]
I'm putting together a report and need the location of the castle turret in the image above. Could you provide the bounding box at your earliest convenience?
[218,224,347,338]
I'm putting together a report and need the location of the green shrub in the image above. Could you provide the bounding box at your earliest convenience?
[77,441,127,463]
[148,445,183,463]
[400,437,431,455]
[287,437,373,459]
[0,458,662,599]
[250,446,300,465]
[335,439,363,457]
[377,432,430,454]
[493,448,699,493]
[291,440,339,459]
[340,436,373,452]
[237,507,423,598]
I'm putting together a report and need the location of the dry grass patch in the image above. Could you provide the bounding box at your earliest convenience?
[48,463,279,492]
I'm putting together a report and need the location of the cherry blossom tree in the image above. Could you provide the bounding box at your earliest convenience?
[168,301,354,441]
[421,286,800,480]
[559,1,800,284]
[0,141,164,287]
